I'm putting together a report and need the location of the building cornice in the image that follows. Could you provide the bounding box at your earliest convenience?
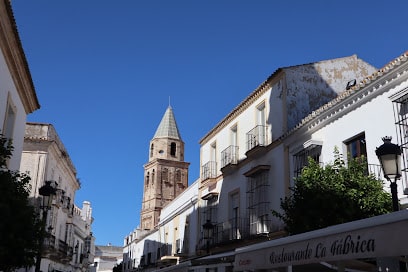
[0,1,39,114]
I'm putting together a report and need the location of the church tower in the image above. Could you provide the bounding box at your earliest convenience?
[140,106,190,230]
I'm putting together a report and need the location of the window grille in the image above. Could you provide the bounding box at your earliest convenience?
[392,92,408,193]
[293,145,322,178]
[246,170,270,235]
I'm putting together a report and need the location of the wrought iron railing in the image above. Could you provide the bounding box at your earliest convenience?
[201,218,250,246]
[246,125,268,151]
[160,243,172,257]
[368,163,383,179]
[202,161,217,180]
[221,145,239,168]
[249,217,274,236]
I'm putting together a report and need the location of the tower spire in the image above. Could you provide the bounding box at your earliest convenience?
[153,106,181,140]
[140,105,189,231]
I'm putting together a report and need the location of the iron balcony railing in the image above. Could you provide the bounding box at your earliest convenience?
[368,163,383,179]
[202,161,217,180]
[160,243,172,257]
[214,217,250,244]
[249,217,274,236]
[199,217,282,250]
[246,125,268,151]
[296,163,382,179]
[43,234,73,263]
[221,145,239,168]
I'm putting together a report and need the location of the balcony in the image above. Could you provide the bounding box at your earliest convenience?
[199,218,250,250]
[246,125,268,158]
[214,217,250,244]
[160,243,172,257]
[249,217,274,236]
[221,145,239,174]
[202,161,217,182]
[368,163,383,179]
[42,234,72,263]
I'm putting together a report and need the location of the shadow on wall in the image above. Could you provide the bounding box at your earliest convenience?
[268,55,377,140]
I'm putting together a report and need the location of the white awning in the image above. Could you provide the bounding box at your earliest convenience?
[234,210,408,271]
[192,250,235,266]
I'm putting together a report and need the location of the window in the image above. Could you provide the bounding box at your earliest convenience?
[145,172,149,186]
[175,238,181,253]
[229,192,240,239]
[170,142,176,156]
[183,216,190,253]
[293,143,322,177]
[150,144,154,158]
[391,92,408,192]
[245,166,270,235]
[147,252,152,264]
[156,247,161,260]
[257,102,266,126]
[345,133,367,159]
[231,125,237,147]
[256,102,266,145]
[221,125,239,167]
[202,194,217,225]
[210,142,217,163]
[203,142,218,179]
[3,96,16,141]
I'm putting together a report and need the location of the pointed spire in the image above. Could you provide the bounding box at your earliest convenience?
[153,106,182,140]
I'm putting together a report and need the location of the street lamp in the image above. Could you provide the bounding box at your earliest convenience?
[376,136,402,212]
[35,181,56,272]
[202,220,214,254]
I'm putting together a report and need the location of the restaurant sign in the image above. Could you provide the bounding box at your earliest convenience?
[234,215,408,271]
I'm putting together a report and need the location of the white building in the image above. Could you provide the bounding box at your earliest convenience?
[0,0,39,170]
[198,50,408,271]
[195,55,377,271]
[123,180,199,272]
[124,51,408,271]
[20,122,95,272]
[93,245,123,272]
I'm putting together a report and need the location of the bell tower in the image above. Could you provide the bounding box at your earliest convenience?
[140,106,190,230]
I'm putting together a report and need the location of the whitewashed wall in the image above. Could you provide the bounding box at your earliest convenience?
[199,55,377,230]
[285,59,408,206]
[0,50,29,170]
[159,179,199,256]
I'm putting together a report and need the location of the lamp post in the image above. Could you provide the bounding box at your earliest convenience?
[202,220,214,254]
[35,181,56,272]
[376,136,402,212]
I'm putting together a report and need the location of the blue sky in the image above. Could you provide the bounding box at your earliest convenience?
[12,1,408,246]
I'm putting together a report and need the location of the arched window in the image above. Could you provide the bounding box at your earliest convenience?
[145,172,150,186]
[150,144,154,158]
[152,169,155,184]
[170,142,177,156]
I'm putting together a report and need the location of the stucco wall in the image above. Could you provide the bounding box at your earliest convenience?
[0,50,28,170]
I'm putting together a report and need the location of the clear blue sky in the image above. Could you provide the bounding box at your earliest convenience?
[12,1,408,246]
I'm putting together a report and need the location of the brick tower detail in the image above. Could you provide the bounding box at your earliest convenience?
[140,106,190,230]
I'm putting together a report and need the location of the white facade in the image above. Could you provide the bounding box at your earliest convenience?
[198,51,408,271]
[197,55,377,258]
[93,245,123,272]
[20,122,95,272]
[123,180,199,271]
[124,52,408,271]
[283,51,408,205]
[0,1,39,170]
